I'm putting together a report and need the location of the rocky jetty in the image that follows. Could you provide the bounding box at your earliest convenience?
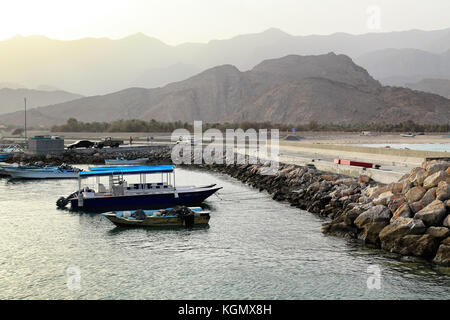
[196,158,450,265]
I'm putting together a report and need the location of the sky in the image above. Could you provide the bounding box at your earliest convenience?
[0,0,449,45]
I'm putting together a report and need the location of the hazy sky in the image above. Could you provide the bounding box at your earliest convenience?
[0,0,449,45]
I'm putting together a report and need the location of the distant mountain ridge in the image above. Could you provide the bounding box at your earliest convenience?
[405,78,450,99]
[1,53,449,128]
[355,48,450,86]
[0,88,83,116]
[1,28,450,95]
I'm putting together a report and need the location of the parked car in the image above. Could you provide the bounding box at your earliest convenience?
[67,140,95,149]
[95,137,123,149]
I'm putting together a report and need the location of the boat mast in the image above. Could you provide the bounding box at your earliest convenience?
[24,98,27,145]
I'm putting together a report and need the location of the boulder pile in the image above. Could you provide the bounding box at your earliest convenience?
[322,160,450,265]
[4,146,172,166]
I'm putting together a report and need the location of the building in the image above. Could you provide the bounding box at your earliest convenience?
[27,136,64,155]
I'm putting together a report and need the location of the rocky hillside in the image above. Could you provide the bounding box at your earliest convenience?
[0,88,82,116]
[1,53,450,127]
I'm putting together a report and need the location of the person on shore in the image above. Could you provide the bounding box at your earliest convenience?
[129,136,133,145]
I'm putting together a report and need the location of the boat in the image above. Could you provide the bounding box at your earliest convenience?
[56,165,222,211]
[0,144,23,162]
[401,133,416,137]
[4,164,81,179]
[102,206,210,228]
[104,157,149,165]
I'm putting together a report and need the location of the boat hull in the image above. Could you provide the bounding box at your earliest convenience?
[105,158,149,165]
[5,169,80,179]
[69,187,221,212]
[103,213,210,228]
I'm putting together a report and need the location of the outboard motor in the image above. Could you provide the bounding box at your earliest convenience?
[171,206,196,228]
[56,192,77,209]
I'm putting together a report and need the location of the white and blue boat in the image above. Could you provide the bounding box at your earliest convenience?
[4,164,81,179]
[0,144,22,162]
[56,165,222,211]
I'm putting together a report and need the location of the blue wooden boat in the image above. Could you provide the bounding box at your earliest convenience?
[57,165,222,212]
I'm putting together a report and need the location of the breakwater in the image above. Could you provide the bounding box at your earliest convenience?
[5,148,450,266]
[3,146,172,165]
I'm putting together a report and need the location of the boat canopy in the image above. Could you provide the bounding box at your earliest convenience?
[80,165,175,177]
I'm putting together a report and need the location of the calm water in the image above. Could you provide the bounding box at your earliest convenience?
[361,143,450,152]
[0,166,449,300]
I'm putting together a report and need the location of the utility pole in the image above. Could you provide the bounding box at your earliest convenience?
[24,97,27,145]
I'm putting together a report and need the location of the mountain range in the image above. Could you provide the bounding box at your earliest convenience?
[1,28,450,95]
[1,53,449,128]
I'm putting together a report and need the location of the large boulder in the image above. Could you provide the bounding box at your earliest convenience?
[355,205,392,245]
[425,162,450,175]
[322,222,357,238]
[432,237,450,266]
[387,194,406,213]
[443,215,450,228]
[408,167,426,186]
[379,218,426,251]
[388,182,404,194]
[391,234,439,258]
[436,181,450,201]
[409,201,424,214]
[391,203,412,222]
[373,191,394,206]
[423,171,447,189]
[421,187,436,207]
[355,205,392,227]
[426,226,450,239]
[405,186,426,203]
[414,200,447,226]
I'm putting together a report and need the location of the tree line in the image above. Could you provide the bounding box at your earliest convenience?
[50,118,450,133]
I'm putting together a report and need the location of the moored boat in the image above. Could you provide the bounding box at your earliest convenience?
[0,144,23,162]
[57,165,222,211]
[102,206,210,228]
[4,164,81,179]
[105,157,149,165]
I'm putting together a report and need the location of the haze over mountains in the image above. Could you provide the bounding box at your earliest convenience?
[1,53,449,128]
[1,28,450,96]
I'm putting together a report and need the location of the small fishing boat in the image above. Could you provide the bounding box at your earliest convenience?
[4,164,81,179]
[0,144,23,162]
[56,165,222,211]
[105,157,149,165]
[103,206,210,228]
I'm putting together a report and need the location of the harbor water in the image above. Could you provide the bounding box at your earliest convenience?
[0,166,449,299]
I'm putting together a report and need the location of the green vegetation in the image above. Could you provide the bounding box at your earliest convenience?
[51,118,450,133]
